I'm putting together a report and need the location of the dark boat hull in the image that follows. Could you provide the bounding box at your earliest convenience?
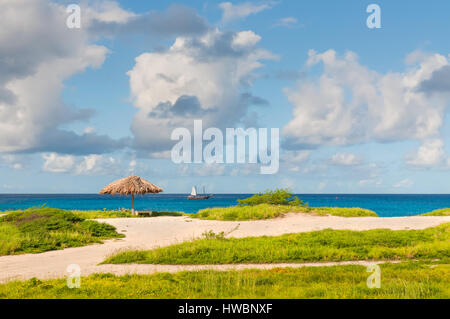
[187,195,212,199]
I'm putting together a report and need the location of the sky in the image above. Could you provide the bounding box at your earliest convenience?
[1,0,450,194]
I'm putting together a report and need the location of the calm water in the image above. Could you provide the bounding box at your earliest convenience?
[1,194,450,217]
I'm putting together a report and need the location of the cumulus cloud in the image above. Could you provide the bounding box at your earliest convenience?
[42,153,76,173]
[283,50,450,149]
[0,0,211,157]
[86,3,209,37]
[127,28,275,154]
[74,154,118,175]
[405,139,446,167]
[42,153,120,175]
[0,0,128,155]
[219,1,276,23]
[418,65,450,94]
[84,0,137,23]
[280,150,311,172]
[330,152,361,166]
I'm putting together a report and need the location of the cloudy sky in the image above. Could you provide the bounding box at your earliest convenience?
[1,0,450,194]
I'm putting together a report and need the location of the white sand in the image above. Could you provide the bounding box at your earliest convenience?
[0,214,448,283]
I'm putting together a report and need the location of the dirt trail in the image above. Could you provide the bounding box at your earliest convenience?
[1,214,448,283]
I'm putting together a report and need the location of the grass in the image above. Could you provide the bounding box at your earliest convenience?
[190,204,378,221]
[103,223,450,265]
[70,210,133,219]
[307,207,378,217]
[0,207,124,256]
[0,261,448,299]
[2,209,185,219]
[420,208,450,216]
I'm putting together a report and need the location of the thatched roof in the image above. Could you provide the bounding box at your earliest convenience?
[99,175,163,196]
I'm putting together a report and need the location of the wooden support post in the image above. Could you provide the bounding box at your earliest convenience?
[132,193,135,215]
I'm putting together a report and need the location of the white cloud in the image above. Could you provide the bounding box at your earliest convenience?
[42,153,119,175]
[219,1,275,23]
[1,1,207,156]
[282,150,311,163]
[394,178,413,188]
[42,153,76,173]
[230,163,260,176]
[1,154,26,170]
[0,0,127,154]
[194,163,227,176]
[84,0,136,24]
[406,139,446,167]
[128,28,274,153]
[178,163,227,176]
[283,50,450,149]
[231,30,261,49]
[83,127,96,134]
[75,154,118,175]
[273,17,298,28]
[330,152,361,166]
[280,150,311,172]
[359,179,382,186]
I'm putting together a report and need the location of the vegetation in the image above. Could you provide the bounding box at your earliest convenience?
[307,207,378,217]
[103,223,449,265]
[419,208,450,216]
[2,208,185,219]
[191,204,377,221]
[237,188,307,207]
[142,211,184,217]
[191,204,300,220]
[188,189,377,220]
[0,207,123,256]
[0,261,448,299]
[70,210,133,219]
[72,210,184,218]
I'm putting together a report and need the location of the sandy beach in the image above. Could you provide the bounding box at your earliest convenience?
[0,214,449,283]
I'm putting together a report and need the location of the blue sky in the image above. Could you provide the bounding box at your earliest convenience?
[1,0,450,193]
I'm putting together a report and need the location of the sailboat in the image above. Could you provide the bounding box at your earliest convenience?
[187,186,212,199]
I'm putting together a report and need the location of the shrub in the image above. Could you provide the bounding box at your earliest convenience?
[237,188,307,207]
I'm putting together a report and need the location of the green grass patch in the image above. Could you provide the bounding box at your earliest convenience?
[190,204,377,221]
[103,223,450,265]
[0,261,448,299]
[3,209,185,219]
[0,207,124,256]
[307,207,378,217]
[70,210,133,219]
[419,208,450,216]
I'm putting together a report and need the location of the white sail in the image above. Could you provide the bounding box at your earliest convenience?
[191,186,197,196]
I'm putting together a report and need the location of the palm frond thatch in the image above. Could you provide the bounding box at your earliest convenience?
[99,175,163,196]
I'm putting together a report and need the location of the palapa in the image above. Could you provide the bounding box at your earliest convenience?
[99,175,163,215]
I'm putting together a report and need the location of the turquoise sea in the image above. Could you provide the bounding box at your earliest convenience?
[1,194,450,217]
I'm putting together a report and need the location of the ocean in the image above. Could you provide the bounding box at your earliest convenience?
[0,194,449,217]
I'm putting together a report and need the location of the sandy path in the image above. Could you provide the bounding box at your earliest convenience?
[0,214,448,283]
